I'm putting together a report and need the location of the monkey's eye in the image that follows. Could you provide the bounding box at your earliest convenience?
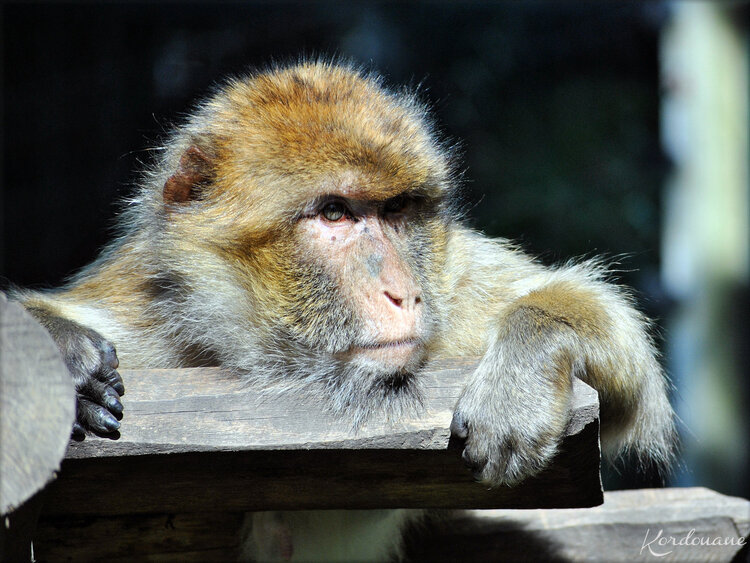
[383,195,408,214]
[321,201,347,222]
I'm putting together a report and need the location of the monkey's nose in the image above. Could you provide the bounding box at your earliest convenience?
[384,291,402,307]
[384,291,422,310]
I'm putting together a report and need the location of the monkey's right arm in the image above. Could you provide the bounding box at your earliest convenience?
[12,292,124,438]
[443,229,675,487]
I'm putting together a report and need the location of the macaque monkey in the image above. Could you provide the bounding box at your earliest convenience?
[11,60,674,561]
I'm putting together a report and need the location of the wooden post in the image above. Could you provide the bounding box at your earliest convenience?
[0,294,75,560]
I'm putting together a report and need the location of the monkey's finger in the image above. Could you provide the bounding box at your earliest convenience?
[102,386,124,417]
[77,397,121,434]
[71,421,86,440]
[96,367,125,396]
[96,339,119,370]
[79,378,124,417]
[450,411,469,439]
[110,375,125,397]
[92,339,124,394]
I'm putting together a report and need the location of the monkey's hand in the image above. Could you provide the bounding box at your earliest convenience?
[27,308,124,438]
[450,308,575,487]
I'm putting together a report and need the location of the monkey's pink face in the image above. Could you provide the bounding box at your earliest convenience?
[296,189,431,371]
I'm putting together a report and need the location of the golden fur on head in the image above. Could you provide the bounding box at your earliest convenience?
[148,62,451,337]
[158,61,454,244]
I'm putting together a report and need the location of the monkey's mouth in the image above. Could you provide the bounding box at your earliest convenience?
[356,339,419,351]
[347,339,422,367]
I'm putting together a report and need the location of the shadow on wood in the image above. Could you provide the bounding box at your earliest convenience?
[403,487,750,562]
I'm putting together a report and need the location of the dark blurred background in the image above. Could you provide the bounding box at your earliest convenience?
[1,2,747,498]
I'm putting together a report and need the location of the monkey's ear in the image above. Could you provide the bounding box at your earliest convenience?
[163,145,213,205]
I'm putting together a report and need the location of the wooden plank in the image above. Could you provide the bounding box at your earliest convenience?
[42,361,602,514]
[403,487,750,562]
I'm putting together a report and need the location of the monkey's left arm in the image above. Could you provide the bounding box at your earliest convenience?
[447,230,675,486]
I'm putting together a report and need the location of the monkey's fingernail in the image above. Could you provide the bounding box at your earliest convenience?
[97,411,120,432]
[104,417,120,432]
[112,381,125,396]
[106,395,123,416]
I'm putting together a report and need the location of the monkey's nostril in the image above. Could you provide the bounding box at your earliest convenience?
[384,291,403,307]
[415,296,422,305]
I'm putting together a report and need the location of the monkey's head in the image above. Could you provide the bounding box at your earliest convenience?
[141,61,456,419]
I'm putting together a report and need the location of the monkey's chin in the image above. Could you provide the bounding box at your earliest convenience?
[348,340,422,371]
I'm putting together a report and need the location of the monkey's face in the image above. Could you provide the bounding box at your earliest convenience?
[288,184,443,375]
[202,174,449,425]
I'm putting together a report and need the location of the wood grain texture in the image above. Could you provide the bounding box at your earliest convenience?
[43,360,602,515]
[0,293,75,561]
[0,292,75,515]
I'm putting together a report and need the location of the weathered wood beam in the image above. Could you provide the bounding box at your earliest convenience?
[403,487,750,562]
[44,359,602,515]
[0,294,75,561]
